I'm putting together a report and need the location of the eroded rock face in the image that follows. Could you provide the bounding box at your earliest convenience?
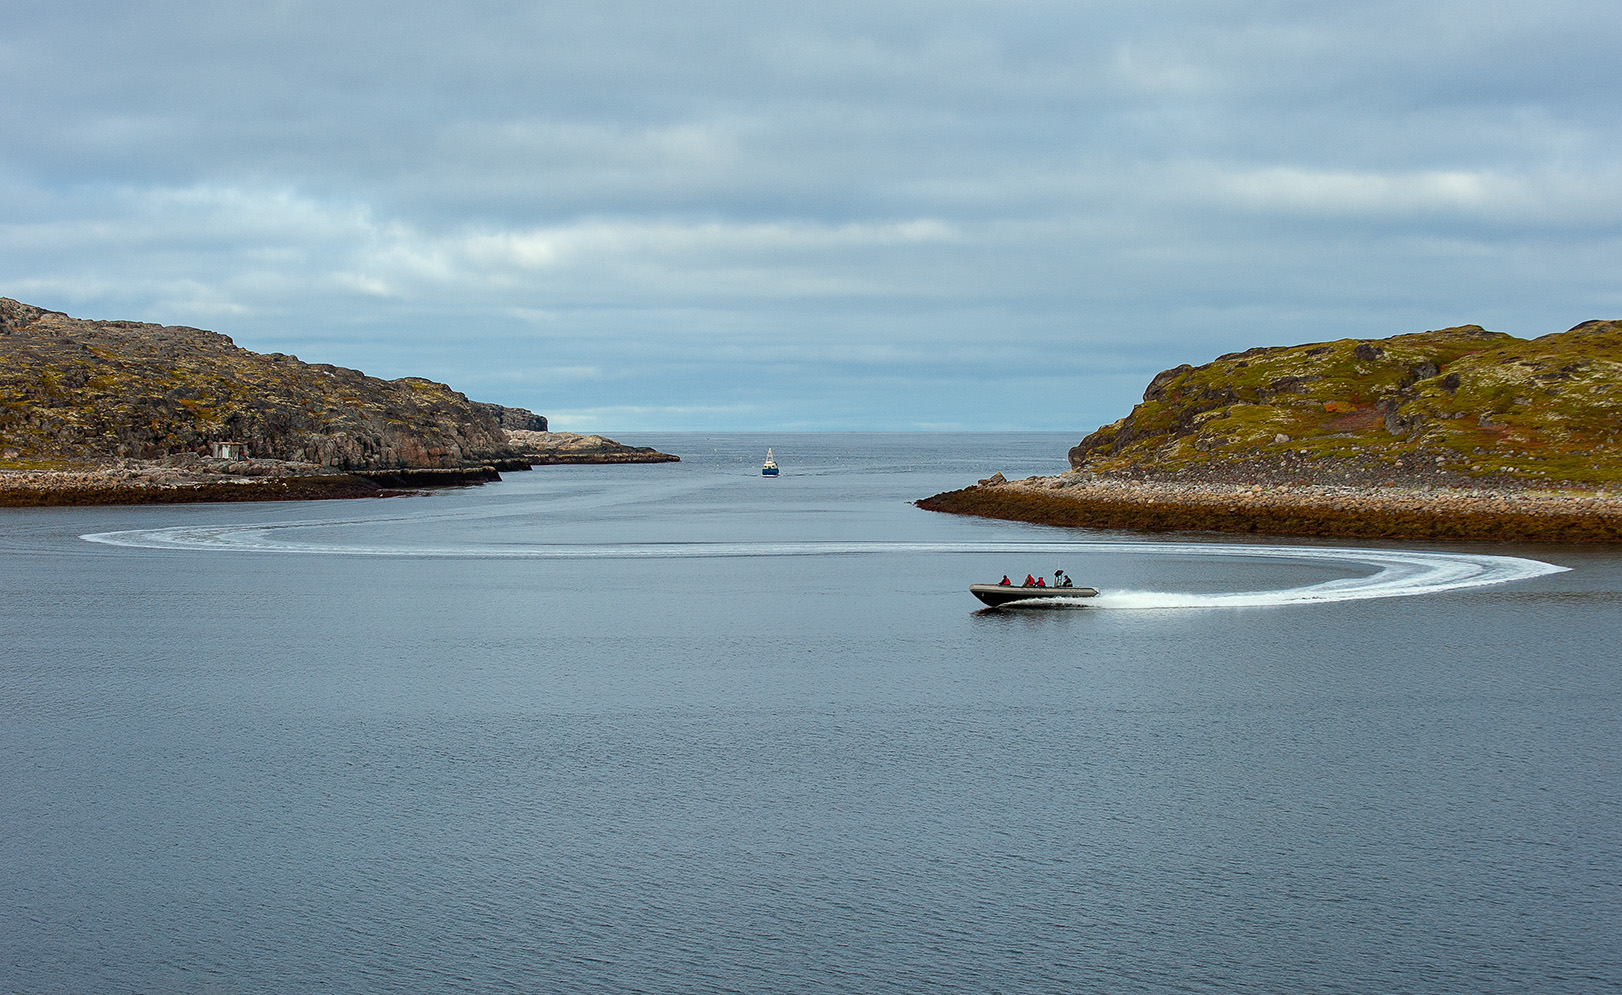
[1068,321,1622,487]
[475,403,548,432]
[0,298,530,469]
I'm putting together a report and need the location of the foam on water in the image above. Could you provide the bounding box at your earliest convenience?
[1087,542,1564,609]
[81,522,1568,609]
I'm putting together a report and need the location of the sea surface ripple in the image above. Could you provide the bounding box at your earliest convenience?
[81,521,1567,609]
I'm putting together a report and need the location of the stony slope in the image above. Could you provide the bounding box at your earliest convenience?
[0,297,545,469]
[1068,320,1622,488]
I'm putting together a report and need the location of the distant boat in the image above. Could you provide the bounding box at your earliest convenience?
[762,448,780,476]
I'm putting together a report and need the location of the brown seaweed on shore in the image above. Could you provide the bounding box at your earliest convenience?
[916,484,1622,543]
[0,474,406,507]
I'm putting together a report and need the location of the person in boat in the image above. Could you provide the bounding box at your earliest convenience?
[1023,574,1036,586]
[1035,576,1046,587]
[1000,575,1011,586]
[1055,569,1073,588]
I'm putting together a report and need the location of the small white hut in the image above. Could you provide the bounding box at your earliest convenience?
[209,441,247,460]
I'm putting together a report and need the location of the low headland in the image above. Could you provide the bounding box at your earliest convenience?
[0,298,677,507]
[919,320,1622,541]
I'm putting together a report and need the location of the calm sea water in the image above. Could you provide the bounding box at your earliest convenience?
[2,433,1619,994]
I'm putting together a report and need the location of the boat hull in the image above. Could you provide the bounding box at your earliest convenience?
[970,583,1098,607]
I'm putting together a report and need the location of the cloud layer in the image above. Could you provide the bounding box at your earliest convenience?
[4,0,1620,430]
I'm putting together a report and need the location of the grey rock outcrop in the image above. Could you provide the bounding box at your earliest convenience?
[474,403,548,432]
[0,297,540,470]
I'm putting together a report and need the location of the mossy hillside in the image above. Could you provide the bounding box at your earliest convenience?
[0,298,541,469]
[1069,321,1622,486]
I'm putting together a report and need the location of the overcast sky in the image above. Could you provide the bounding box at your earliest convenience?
[4,1,1620,431]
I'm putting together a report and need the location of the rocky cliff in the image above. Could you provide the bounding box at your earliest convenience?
[0,298,546,469]
[476,403,548,433]
[1069,321,1622,488]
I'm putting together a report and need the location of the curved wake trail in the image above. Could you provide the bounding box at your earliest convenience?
[1088,543,1563,609]
[81,522,1567,609]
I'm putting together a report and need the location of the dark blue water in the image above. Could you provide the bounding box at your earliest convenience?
[2,433,1619,994]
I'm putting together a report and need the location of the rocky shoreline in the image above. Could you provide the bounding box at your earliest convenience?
[0,297,682,507]
[0,462,402,506]
[0,431,679,508]
[505,431,680,465]
[917,473,1622,542]
[0,457,507,507]
[915,319,1622,542]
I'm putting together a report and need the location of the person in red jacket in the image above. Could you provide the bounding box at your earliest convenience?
[1023,574,1036,586]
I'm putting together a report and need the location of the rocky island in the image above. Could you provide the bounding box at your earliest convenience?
[0,298,676,506]
[920,320,1622,541]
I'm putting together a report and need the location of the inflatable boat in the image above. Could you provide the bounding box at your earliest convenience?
[970,583,1099,608]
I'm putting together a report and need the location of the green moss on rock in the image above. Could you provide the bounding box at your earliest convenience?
[1069,321,1622,487]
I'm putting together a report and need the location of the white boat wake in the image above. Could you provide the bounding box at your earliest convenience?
[80,522,1568,610]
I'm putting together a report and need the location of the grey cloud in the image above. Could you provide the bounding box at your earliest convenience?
[3,0,1620,430]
